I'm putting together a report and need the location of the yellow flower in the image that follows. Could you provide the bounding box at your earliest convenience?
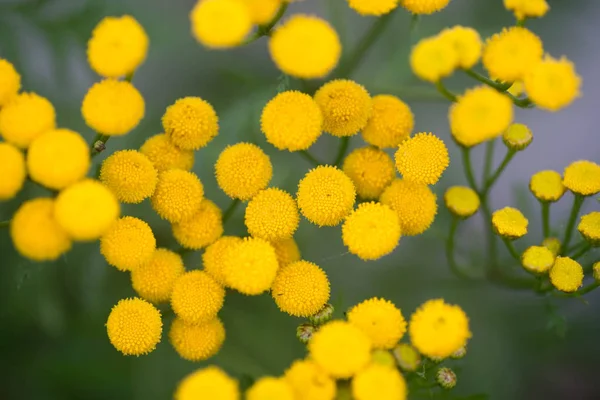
[245,188,299,241]
[393,343,421,372]
[482,27,543,82]
[269,15,341,79]
[222,237,279,295]
[410,36,458,82]
[347,0,399,16]
[284,359,336,400]
[529,170,565,202]
[563,160,600,196]
[175,366,239,400]
[81,79,144,136]
[131,248,185,303]
[362,95,414,149]
[100,150,158,203]
[215,142,273,200]
[10,198,71,261]
[348,298,407,350]
[543,237,561,256]
[521,246,555,274]
[162,97,219,150]
[0,142,26,200]
[380,179,437,236]
[578,212,600,246]
[173,199,223,250]
[169,317,225,362]
[260,91,323,151]
[400,0,451,14]
[0,92,56,148]
[270,237,301,267]
[171,270,225,325]
[450,86,513,148]
[352,364,407,400]
[139,133,195,172]
[502,123,533,151]
[409,299,471,359]
[549,257,583,293]
[100,216,156,272]
[444,186,480,218]
[297,165,356,227]
[106,297,162,356]
[54,179,120,241]
[492,207,528,239]
[202,236,242,286]
[247,377,294,400]
[87,15,149,78]
[395,132,449,185]
[241,0,281,25]
[504,0,549,20]
[438,26,482,69]
[190,0,252,48]
[151,169,204,223]
[343,147,395,199]
[524,56,581,112]
[342,202,401,260]
[0,58,20,106]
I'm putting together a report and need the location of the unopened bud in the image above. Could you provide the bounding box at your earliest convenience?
[93,140,106,153]
[503,123,532,151]
[429,356,444,364]
[542,237,561,256]
[308,303,334,325]
[593,262,600,282]
[392,343,421,372]
[436,367,457,389]
[450,346,467,359]
[296,323,315,344]
[371,350,395,368]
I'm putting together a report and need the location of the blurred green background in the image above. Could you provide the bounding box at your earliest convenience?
[1,0,599,398]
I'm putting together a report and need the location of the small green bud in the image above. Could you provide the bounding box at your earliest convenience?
[450,345,467,359]
[296,323,315,344]
[503,123,532,151]
[593,262,600,282]
[436,367,457,389]
[371,350,396,368]
[392,343,421,372]
[542,237,561,256]
[93,140,106,153]
[309,303,334,325]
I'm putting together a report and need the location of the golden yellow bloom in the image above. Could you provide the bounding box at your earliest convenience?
[297,165,356,226]
[314,79,371,137]
[269,15,341,79]
[380,179,437,236]
[191,0,252,48]
[0,58,20,106]
[393,343,421,372]
[271,237,301,267]
[0,142,26,200]
[549,257,583,293]
[151,169,204,223]
[563,160,600,196]
[492,207,528,239]
[140,133,195,172]
[410,36,458,82]
[82,79,144,136]
[0,92,56,148]
[543,237,561,256]
[284,359,336,400]
[87,15,149,78]
[171,270,225,325]
[245,188,299,241]
[400,0,451,14]
[362,95,414,149]
[395,132,449,185]
[106,297,162,356]
[347,0,399,16]
[202,236,242,286]
[529,170,565,202]
[215,142,273,200]
[175,366,239,400]
[241,0,281,24]
[503,123,533,151]
[173,199,223,250]
[247,377,294,400]
[524,56,581,112]
[504,0,549,20]
[131,248,185,303]
[444,186,480,218]
[170,317,225,362]
[162,97,219,150]
[100,216,156,272]
[352,364,407,400]
[343,147,395,199]
[348,298,407,350]
[578,212,600,246]
[222,237,279,295]
[10,198,71,261]
[100,150,158,203]
[438,26,482,69]
[521,245,555,274]
[409,299,471,358]
[54,179,120,241]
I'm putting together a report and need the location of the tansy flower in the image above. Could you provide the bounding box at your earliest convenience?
[171,270,225,325]
[342,147,395,199]
[82,79,144,136]
[395,132,449,185]
[151,169,204,223]
[271,237,301,267]
[348,298,407,349]
[521,245,555,274]
[245,188,299,241]
[260,91,323,151]
[0,92,56,148]
[444,186,480,218]
[362,95,414,149]
[131,248,185,303]
[549,257,583,293]
[269,15,341,79]
[190,0,252,48]
[504,0,549,20]
[100,216,156,272]
[202,236,242,286]
[342,202,401,260]
[140,133,195,172]
[215,143,273,200]
[409,299,471,358]
[524,56,581,111]
[87,15,149,78]
[106,297,162,356]
[54,179,120,241]
[400,0,451,14]
[0,142,26,200]
[0,58,20,106]
[247,377,294,400]
[503,123,533,151]
[222,237,279,295]
[169,317,225,362]
[438,26,482,69]
[162,97,219,150]
[393,343,421,372]
[297,165,356,226]
[173,199,223,250]
[271,260,330,317]
[347,0,399,16]
[492,207,528,239]
[578,212,600,246]
[543,237,561,256]
[100,150,158,203]
[284,359,336,400]
[563,160,600,196]
[529,170,565,202]
[314,79,372,137]
[174,366,239,400]
[241,0,281,25]
[380,179,437,236]
[10,198,71,261]
[410,36,458,82]
[352,364,407,400]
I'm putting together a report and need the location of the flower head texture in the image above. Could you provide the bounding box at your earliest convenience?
[343,147,395,199]
[169,317,225,362]
[202,236,242,286]
[100,216,156,272]
[563,160,600,196]
[162,97,219,150]
[362,95,414,149]
[438,25,482,69]
[173,199,223,250]
[100,150,158,203]
[395,132,449,185]
[171,271,225,325]
[215,143,273,200]
[241,0,281,24]
[351,364,407,400]
[503,123,533,151]
[549,257,583,293]
[131,248,185,303]
[0,92,56,148]
[521,246,555,274]
[524,56,581,112]
[284,359,336,400]
[106,297,162,356]
[191,0,252,48]
[410,36,458,82]
[444,186,480,218]
[247,377,294,400]
[578,212,600,246]
[380,179,437,236]
[348,298,407,349]
[245,188,299,241]
[175,366,239,400]
[139,133,195,172]
[400,0,451,14]
[529,170,565,202]
[0,142,26,200]
[151,169,204,223]
[492,207,528,239]
[504,0,549,20]
[271,237,301,268]
[222,237,279,295]
[347,0,399,16]
[0,58,20,106]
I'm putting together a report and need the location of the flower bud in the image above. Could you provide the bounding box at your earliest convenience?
[308,303,334,326]
[503,123,532,151]
[371,350,396,368]
[93,140,106,153]
[593,262,600,282]
[542,237,561,256]
[296,323,315,344]
[450,345,467,359]
[392,343,421,372]
[436,367,457,389]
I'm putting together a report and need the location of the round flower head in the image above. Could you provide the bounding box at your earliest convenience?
[343,146,395,199]
[362,95,414,149]
[222,237,279,295]
[529,170,565,202]
[202,236,242,286]
[578,212,600,246]
[395,132,449,185]
[521,245,555,274]
[241,0,281,24]
[444,186,480,218]
[269,15,341,79]
[549,257,583,293]
[191,0,252,48]
[380,179,437,236]
[347,0,399,16]
[170,317,225,362]
[106,297,162,356]
[271,237,301,267]
[0,92,56,148]
[10,198,71,261]
[352,364,407,400]
[492,207,528,239]
[171,270,225,325]
[151,169,204,223]
[162,97,219,150]
[504,0,549,20]
[140,133,195,172]
[436,367,457,389]
[410,36,458,82]
[314,79,372,137]
[503,123,533,151]
[82,79,144,136]
[247,377,294,400]
[100,150,158,203]
[245,188,299,241]
[215,143,273,201]
[482,27,543,82]
[131,248,185,303]
[543,237,562,256]
[342,202,401,260]
[100,216,156,272]
[563,160,600,196]
[524,56,581,112]
[438,26,482,69]
[297,165,356,227]
[260,91,323,151]
[174,366,239,400]
[0,142,26,200]
[173,199,223,250]
[0,59,20,106]
[393,343,421,372]
[348,298,407,349]
[54,179,120,241]
[87,15,149,78]
[284,359,336,400]
[400,0,451,14]
[409,299,471,358]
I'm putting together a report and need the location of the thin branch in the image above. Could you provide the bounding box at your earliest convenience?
[435,80,458,102]
[561,194,585,254]
[299,150,323,167]
[222,199,241,223]
[333,137,350,167]
[241,3,289,45]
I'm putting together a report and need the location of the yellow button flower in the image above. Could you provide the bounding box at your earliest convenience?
[444,186,480,218]
[270,237,301,268]
[173,199,223,250]
[352,364,407,400]
[0,92,56,148]
[241,0,281,25]
[100,216,156,272]
[0,142,26,200]
[362,95,414,149]
[578,212,600,246]
[521,245,555,274]
[175,366,239,400]
[563,160,600,196]
[380,179,437,236]
[162,97,219,150]
[400,0,451,14]
[202,236,242,286]
[0,58,20,106]
[284,359,336,400]
[503,123,533,151]
[245,188,299,241]
[106,297,162,356]
[131,248,185,303]
[169,317,225,362]
[492,206,528,239]
[247,377,294,400]
[348,298,407,350]
[151,169,204,223]
[171,270,225,325]
[524,56,581,112]
[100,150,158,203]
[347,0,399,16]
[343,147,395,200]
[191,0,252,48]
[395,132,449,185]
[139,133,195,172]
[529,170,565,202]
[438,26,482,69]
[504,0,549,20]
[222,237,279,295]
[410,36,458,82]
[549,257,583,293]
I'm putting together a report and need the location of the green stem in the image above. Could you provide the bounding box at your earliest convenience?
[222,199,241,223]
[502,237,521,261]
[505,91,534,108]
[483,149,516,194]
[435,80,458,102]
[0,220,9,228]
[446,216,476,280]
[570,243,591,260]
[241,3,289,45]
[516,18,527,27]
[566,241,588,256]
[299,150,322,167]
[460,147,479,192]
[541,201,550,239]
[464,69,512,91]
[333,137,350,167]
[409,14,420,44]
[483,139,496,184]
[560,281,600,297]
[561,195,584,254]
